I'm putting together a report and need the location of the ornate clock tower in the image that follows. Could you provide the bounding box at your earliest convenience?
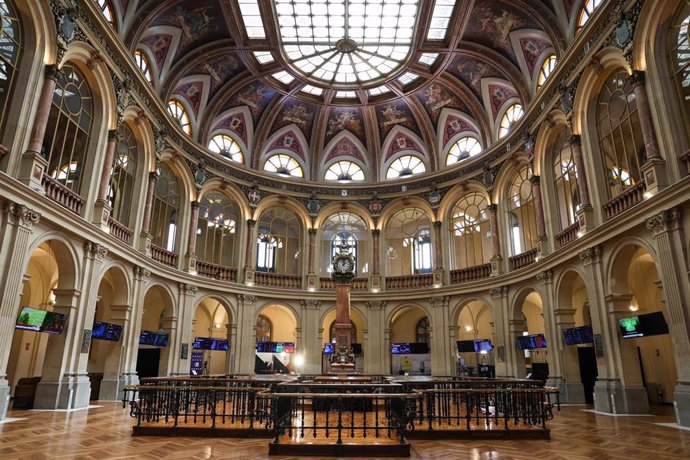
[330,240,356,373]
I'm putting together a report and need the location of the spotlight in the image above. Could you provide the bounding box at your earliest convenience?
[294,354,305,367]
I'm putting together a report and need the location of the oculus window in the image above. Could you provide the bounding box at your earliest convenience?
[208,134,244,163]
[386,155,425,179]
[325,160,365,181]
[446,136,481,165]
[264,153,304,177]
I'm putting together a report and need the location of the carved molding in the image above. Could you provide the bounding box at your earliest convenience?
[579,245,602,266]
[178,282,198,296]
[133,265,150,282]
[490,286,508,299]
[366,300,386,310]
[536,269,553,285]
[430,296,449,308]
[301,299,321,310]
[647,208,680,237]
[239,294,257,305]
[6,202,41,230]
[84,241,108,261]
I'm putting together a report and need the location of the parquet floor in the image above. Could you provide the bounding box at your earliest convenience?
[1,402,690,459]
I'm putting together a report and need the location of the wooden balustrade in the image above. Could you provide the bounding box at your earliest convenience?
[509,247,539,270]
[319,277,368,290]
[41,173,85,215]
[603,180,646,220]
[555,220,580,248]
[385,273,434,290]
[254,272,302,289]
[107,216,133,244]
[450,263,491,284]
[195,260,238,282]
[150,244,178,267]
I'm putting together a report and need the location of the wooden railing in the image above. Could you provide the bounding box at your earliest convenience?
[255,272,302,289]
[555,220,580,248]
[107,216,133,244]
[385,273,434,290]
[603,180,646,220]
[41,173,85,215]
[450,263,491,284]
[150,244,178,267]
[509,247,539,270]
[195,260,237,282]
[320,277,368,290]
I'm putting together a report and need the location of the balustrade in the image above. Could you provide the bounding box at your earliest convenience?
[195,260,237,282]
[509,248,539,270]
[151,244,178,267]
[107,216,133,244]
[555,221,580,248]
[320,277,368,290]
[603,180,646,220]
[254,272,302,289]
[385,274,434,290]
[450,263,491,284]
[41,173,85,215]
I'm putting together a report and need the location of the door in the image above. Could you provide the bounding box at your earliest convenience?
[577,347,597,404]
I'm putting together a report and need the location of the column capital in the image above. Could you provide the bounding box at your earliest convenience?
[238,294,257,306]
[536,269,553,285]
[148,171,159,183]
[430,295,449,308]
[371,228,381,236]
[44,64,63,81]
[84,241,108,261]
[647,208,680,237]
[178,282,198,296]
[490,286,508,299]
[190,200,200,210]
[301,299,321,310]
[133,265,150,282]
[107,129,122,143]
[629,70,645,87]
[487,203,498,213]
[366,300,386,310]
[246,218,257,227]
[308,227,317,236]
[579,245,602,266]
[568,134,581,147]
[529,174,541,185]
[6,202,41,230]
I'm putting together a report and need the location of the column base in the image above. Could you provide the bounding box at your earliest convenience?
[576,205,595,234]
[92,200,111,232]
[490,255,503,276]
[593,378,649,414]
[640,157,668,195]
[18,150,48,193]
[557,380,587,404]
[138,231,153,257]
[673,383,690,428]
[34,375,91,410]
[0,379,9,420]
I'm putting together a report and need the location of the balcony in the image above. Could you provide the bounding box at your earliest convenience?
[254,272,302,289]
[603,180,646,220]
[509,248,539,270]
[195,260,237,282]
[107,216,133,245]
[319,277,368,290]
[41,173,85,215]
[555,221,580,248]
[385,274,434,290]
[151,244,178,268]
[450,263,491,284]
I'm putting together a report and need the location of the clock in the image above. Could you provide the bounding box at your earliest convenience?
[335,256,354,273]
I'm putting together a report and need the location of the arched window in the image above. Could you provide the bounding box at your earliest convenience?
[108,124,138,227]
[263,153,303,177]
[416,317,430,343]
[167,100,192,136]
[577,0,603,33]
[551,129,580,230]
[450,192,491,269]
[0,0,21,137]
[320,212,368,276]
[197,191,238,267]
[134,50,152,83]
[45,64,93,193]
[150,164,180,252]
[446,136,482,165]
[325,161,365,181]
[208,133,244,163]
[506,166,537,256]
[96,0,115,27]
[329,320,356,343]
[256,315,272,343]
[498,104,523,139]
[596,69,644,198]
[385,208,432,276]
[537,54,557,89]
[256,206,301,274]
[670,10,690,144]
[386,155,425,179]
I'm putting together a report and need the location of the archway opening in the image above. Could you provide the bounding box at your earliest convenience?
[191,298,232,375]
[321,307,365,374]
[254,304,297,374]
[137,286,175,378]
[389,306,430,376]
[513,291,546,380]
[455,300,494,377]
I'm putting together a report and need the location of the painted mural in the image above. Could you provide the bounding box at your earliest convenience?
[186,53,246,98]
[173,81,204,114]
[487,83,519,119]
[384,131,424,162]
[442,114,477,147]
[449,55,503,100]
[415,83,466,123]
[224,82,276,123]
[273,99,317,141]
[375,100,419,139]
[325,136,366,164]
[214,112,248,145]
[267,129,306,161]
[141,34,173,71]
[325,107,365,145]
[519,37,553,77]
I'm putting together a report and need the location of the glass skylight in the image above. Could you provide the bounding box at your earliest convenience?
[368,85,391,96]
[272,71,295,84]
[253,51,275,64]
[239,0,266,38]
[335,90,356,98]
[427,0,455,40]
[419,53,439,66]
[301,84,324,95]
[398,72,418,85]
[274,0,420,85]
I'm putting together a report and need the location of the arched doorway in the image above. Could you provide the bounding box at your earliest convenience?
[456,300,495,377]
[191,297,232,375]
[511,291,546,380]
[136,285,175,378]
[389,306,431,375]
[254,304,298,374]
[321,307,365,374]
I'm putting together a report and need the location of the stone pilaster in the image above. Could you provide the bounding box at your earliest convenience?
[173,283,197,375]
[235,294,257,374]
[300,299,322,374]
[121,265,150,386]
[429,296,451,376]
[365,300,386,374]
[98,304,132,400]
[489,286,512,377]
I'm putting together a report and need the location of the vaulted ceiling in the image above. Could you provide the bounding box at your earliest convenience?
[104,0,584,181]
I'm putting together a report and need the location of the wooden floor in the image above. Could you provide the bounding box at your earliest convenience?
[1,402,690,459]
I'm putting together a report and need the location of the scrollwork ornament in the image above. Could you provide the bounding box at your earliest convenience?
[301,299,321,310]
[646,208,680,237]
[490,286,508,299]
[178,283,198,296]
[366,300,386,310]
[579,246,602,266]
[239,294,257,305]
[536,269,553,285]
[84,241,108,261]
[7,202,41,230]
[430,296,449,308]
[133,266,150,282]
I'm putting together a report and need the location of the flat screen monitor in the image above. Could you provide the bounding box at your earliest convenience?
[530,334,547,349]
[154,332,169,347]
[215,339,230,351]
[562,325,594,345]
[281,342,295,353]
[139,330,157,345]
[352,343,362,355]
[619,312,669,339]
[194,337,214,350]
[92,321,123,342]
[41,311,68,334]
[456,340,475,353]
[474,339,493,352]
[323,343,334,354]
[516,336,530,350]
[256,341,269,353]
[15,306,47,332]
[391,343,411,354]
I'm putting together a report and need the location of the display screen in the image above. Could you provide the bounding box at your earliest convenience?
[391,343,411,354]
[256,341,295,353]
[154,332,169,347]
[456,340,476,353]
[619,312,668,339]
[194,337,229,351]
[562,325,594,345]
[391,343,429,354]
[351,343,362,355]
[516,334,547,350]
[474,339,493,352]
[92,321,123,342]
[15,306,67,334]
[139,330,157,345]
[323,343,334,354]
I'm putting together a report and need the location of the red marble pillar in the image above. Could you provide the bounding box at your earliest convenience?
[27,65,61,156]
[308,228,317,274]
[629,71,660,160]
[569,135,591,208]
[371,229,380,275]
[530,175,546,237]
[488,204,501,258]
[187,201,200,256]
[97,129,120,202]
[433,221,443,269]
[244,219,256,268]
[141,172,158,233]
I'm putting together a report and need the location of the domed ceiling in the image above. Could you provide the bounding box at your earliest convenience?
[108,0,580,182]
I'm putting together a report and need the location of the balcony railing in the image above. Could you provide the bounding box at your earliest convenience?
[385,273,434,290]
[603,180,646,220]
[319,277,368,290]
[107,216,133,244]
[255,272,302,289]
[509,248,539,270]
[555,220,580,248]
[195,260,237,282]
[450,263,491,284]
[41,173,85,215]
[151,244,178,267]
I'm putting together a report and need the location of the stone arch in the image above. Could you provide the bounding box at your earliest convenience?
[198,178,251,222]
[532,109,568,177]
[313,202,375,231]
[98,260,132,306]
[207,106,254,165]
[194,294,236,324]
[450,295,494,326]
[24,232,81,290]
[605,236,659,296]
[437,180,490,226]
[437,108,483,159]
[142,282,177,318]
[252,194,310,226]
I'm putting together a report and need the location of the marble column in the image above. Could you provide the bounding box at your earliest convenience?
[225,323,237,374]
[185,202,200,272]
[173,283,197,375]
[365,301,386,375]
[94,129,121,230]
[430,296,452,376]
[569,136,594,232]
[244,219,257,285]
[139,172,158,256]
[537,269,570,397]
[300,300,322,374]
[489,286,511,377]
[647,209,690,427]
[306,228,317,290]
[234,295,257,374]
[488,204,503,275]
[120,266,149,389]
[370,229,382,291]
[0,203,40,420]
[530,176,549,255]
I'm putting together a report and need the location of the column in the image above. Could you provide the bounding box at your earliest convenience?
[530,176,550,255]
[490,286,514,378]
[552,305,587,404]
[19,65,61,192]
[630,71,667,193]
[121,266,150,388]
[647,209,690,427]
[432,222,444,286]
[569,136,594,232]
[185,201,200,272]
[98,304,132,400]
[93,129,121,229]
[0,203,40,420]
[430,296,451,376]
[158,315,178,376]
[139,172,158,256]
[307,228,317,290]
[370,229,382,291]
[174,283,197,375]
[225,323,237,374]
[365,301,386,375]
[537,270,567,395]
[234,295,257,374]
[300,300,322,374]
[488,204,503,276]
[244,219,256,285]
